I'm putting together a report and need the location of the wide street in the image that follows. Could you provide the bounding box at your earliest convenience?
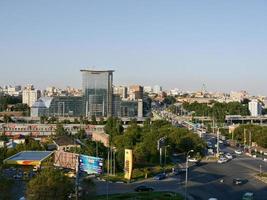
[95,151,267,200]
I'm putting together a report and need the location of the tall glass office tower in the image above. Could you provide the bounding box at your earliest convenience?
[80,70,114,118]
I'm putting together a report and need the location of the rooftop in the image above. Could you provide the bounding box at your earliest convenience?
[80,69,114,73]
[53,135,78,146]
[4,151,54,165]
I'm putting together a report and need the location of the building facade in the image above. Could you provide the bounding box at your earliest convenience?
[22,84,41,107]
[31,96,83,117]
[249,100,263,117]
[81,70,114,118]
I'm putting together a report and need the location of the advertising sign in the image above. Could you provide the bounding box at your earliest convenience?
[79,155,103,174]
[124,149,133,180]
[54,151,78,170]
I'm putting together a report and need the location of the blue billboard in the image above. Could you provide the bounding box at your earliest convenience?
[79,155,104,175]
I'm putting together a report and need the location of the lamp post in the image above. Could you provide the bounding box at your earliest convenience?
[164,145,170,173]
[185,150,194,200]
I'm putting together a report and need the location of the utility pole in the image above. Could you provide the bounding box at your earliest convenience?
[249,131,252,154]
[212,118,215,134]
[244,129,247,152]
[106,149,110,200]
[113,149,116,176]
[217,128,220,157]
[160,147,163,166]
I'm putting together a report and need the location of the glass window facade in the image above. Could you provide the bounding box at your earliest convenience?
[81,70,113,117]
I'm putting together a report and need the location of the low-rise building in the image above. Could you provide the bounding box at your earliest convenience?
[53,136,80,151]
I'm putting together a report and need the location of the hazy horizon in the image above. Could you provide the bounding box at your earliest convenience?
[0,1,266,96]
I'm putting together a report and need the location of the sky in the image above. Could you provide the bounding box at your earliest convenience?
[0,1,267,95]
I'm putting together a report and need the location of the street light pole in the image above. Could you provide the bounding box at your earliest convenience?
[185,150,194,200]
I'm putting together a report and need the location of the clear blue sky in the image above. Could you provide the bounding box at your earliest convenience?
[0,1,267,95]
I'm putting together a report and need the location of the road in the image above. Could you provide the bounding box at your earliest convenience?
[95,110,267,199]
[95,153,267,200]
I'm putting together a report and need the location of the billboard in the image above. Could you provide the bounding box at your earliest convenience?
[54,151,78,170]
[124,149,133,180]
[79,155,104,174]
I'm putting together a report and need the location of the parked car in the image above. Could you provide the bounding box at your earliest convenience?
[233,178,247,185]
[134,185,154,192]
[242,192,254,200]
[154,173,166,180]
[218,157,228,164]
[235,149,243,155]
[225,153,233,160]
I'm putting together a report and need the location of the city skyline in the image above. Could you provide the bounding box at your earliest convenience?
[0,1,267,95]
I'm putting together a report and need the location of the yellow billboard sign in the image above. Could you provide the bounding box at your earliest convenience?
[124,149,133,180]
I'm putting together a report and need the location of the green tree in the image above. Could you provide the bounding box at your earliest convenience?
[163,96,176,105]
[0,175,13,200]
[26,168,73,200]
[91,115,97,125]
[55,123,66,136]
[76,129,86,140]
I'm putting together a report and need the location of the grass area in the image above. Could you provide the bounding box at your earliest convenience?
[100,164,176,183]
[95,192,184,200]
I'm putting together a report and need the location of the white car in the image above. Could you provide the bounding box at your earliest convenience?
[218,157,228,164]
[225,153,233,160]
[188,158,198,162]
[235,150,243,155]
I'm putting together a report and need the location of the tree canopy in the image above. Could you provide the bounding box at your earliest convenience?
[107,119,205,169]
[233,124,267,148]
[26,168,73,200]
[182,101,249,122]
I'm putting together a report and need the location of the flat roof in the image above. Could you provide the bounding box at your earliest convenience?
[4,151,54,166]
[80,69,114,73]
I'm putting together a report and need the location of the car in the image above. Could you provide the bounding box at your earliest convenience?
[217,157,228,164]
[208,198,218,200]
[13,174,22,180]
[225,153,233,160]
[173,168,186,175]
[242,192,254,200]
[154,173,166,180]
[188,157,198,162]
[263,158,267,162]
[134,185,154,192]
[233,178,247,185]
[235,149,243,155]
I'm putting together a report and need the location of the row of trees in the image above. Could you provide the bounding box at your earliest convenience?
[182,101,249,122]
[40,115,106,125]
[0,95,22,111]
[233,124,267,148]
[105,118,205,170]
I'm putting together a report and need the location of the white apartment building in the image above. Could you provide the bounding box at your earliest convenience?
[22,84,41,107]
[153,85,162,94]
[114,86,128,99]
[248,99,263,117]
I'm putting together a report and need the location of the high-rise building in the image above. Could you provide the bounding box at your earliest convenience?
[114,86,128,99]
[22,84,41,107]
[249,99,263,117]
[129,85,143,100]
[81,69,114,118]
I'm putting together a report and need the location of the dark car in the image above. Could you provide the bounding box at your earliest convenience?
[134,185,154,192]
[173,168,186,175]
[153,173,166,180]
[233,178,248,185]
